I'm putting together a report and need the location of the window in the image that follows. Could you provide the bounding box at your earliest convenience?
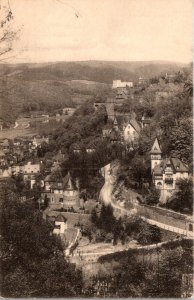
[189,224,193,232]
[59,198,63,203]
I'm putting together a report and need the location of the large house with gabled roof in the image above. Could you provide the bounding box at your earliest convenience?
[150,138,189,203]
[42,172,80,210]
[102,113,141,147]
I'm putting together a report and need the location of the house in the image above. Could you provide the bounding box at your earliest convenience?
[22,161,41,188]
[72,144,82,154]
[0,139,10,153]
[141,115,151,128]
[123,117,141,145]
[151,138,189,203]
[86,143,96,153]
[93,102,106,111]
[102,113,141,147]
[165,73,176,82]
[102,124,113,139]
[0,167,12,179]
[112,80,133,89]
[114,88,128,105]
[102,117,122,143]
[43,174,55,191]
[32,136,49,148]
[42,172,80,210]
[53,214,67,235]
[62,107,76,116]
[138,77,148,85]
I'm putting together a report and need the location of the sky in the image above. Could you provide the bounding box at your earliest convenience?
[3,0,193,63]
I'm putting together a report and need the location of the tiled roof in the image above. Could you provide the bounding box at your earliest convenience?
[50,172,77,191]
[153,157,189,175]
[171,157,189,173]
[129,119,141,133]
[55,214,67,222]
[44,174,53,182]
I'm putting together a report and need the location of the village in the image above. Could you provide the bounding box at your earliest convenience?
[0,73,193,270]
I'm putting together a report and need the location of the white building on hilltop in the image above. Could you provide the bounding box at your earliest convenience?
[112,80,133,89]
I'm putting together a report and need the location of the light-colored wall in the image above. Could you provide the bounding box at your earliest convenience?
[112,80,133,89]
[123,124,138,143]
[23,162,40,174]
[175,172,189,180]
[151,155,162,171]
[55,220,67,234]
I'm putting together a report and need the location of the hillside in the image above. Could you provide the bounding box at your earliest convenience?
[0,60,188,83]
[0,60,188,126]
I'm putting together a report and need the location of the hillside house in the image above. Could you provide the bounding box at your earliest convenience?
[42,172,80,210]
[141,115,151,128]
[93,102,106,111]
[86,143,96,153]
[123,117,141,145]
[165,73,176,82]
[72,143,82,154]
[150,138,189,203]
[138,77,148,85]
[0,139,10,153]
[115,88,128,105]
[0,167,12,179]
[53,215,68,235]
[102,114,141,147]
[22,161,41,188]
[32,136,49,148]
[62,107,76,115]
[112,80,133,89]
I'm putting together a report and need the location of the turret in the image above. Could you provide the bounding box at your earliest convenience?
[150,138,162,171]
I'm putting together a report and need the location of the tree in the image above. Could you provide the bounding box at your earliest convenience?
[91,208,98,225]
[166,178,193,213]
[144,187,160,205]
[163,119,192,164]
[0,182,83,297]
[149,77,159,84]
[0,0,19,60]
[98,204,116,233]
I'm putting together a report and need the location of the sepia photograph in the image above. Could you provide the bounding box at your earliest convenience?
[0,0,193,298]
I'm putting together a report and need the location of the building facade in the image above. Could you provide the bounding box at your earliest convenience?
[42,172,80,210]
[112,80,133,89]
[151,138,189,203]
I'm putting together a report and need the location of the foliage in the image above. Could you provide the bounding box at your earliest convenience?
[94,240,193,297]
[166,178,193,213]
[124,216,161,245]
[0,182,83,297]
[144,187,160,205]
[162,119,192,164]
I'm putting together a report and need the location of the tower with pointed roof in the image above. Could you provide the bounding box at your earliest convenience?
[150,138,162,171]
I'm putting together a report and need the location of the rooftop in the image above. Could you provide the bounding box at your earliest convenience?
[153,157,189,175]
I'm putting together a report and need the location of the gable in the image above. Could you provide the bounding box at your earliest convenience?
[150,138,162,154]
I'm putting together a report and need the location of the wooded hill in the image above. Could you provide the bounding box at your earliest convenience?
[0,60,189,126]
